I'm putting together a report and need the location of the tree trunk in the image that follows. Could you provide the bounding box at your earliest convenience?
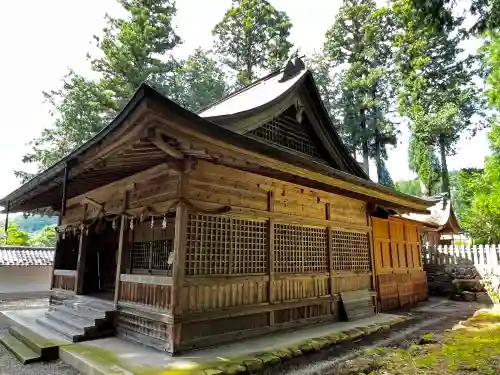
[420,180,429,196]
[362,141,369,176]
[360,107,369,176]
[374,129,382,183]
[439,137,450,195]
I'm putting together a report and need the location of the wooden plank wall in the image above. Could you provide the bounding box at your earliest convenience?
[371,217,428,311]
[178,161,374,351]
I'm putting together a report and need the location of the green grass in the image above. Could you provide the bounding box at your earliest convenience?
[337,310,500,375]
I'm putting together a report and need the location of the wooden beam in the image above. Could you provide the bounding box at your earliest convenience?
[113,214,127,306]
[83,197,103,209]
[59,163,70,225]
[150,129,184,160]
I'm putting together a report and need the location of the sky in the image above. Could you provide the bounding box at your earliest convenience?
[0,0,490,201]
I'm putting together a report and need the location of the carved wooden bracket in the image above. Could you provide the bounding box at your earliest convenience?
[148,127,184,160]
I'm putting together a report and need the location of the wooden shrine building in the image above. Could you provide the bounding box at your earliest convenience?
[403,194,461,246]
[0,58,435,353]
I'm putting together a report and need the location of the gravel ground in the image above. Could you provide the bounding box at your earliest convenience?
[0,298,81,375]
[262,299,482,375]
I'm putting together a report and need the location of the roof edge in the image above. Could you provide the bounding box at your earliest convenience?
[0,83,150,208]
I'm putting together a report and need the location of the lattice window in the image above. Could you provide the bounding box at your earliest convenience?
[274,224,328,273]
[331,230,370,271]
[129,218,174,275]
[186,214,268,275]
[248,119,327,162]
[231,219,268,274]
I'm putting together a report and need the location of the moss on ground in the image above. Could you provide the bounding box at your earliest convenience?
[336,310,500,375]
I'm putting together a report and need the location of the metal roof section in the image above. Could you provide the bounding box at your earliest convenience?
[199,60,307,120]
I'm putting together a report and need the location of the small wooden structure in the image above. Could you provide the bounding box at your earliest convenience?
[0,58,433,353]
[403,194,461,246]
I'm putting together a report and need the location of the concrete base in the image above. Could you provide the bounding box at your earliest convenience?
[2,308,408,374]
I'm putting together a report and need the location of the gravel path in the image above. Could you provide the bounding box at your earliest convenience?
[0,298,82,375]
[263,299,482,375]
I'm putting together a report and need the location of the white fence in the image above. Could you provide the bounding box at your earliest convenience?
[422,245,500,277]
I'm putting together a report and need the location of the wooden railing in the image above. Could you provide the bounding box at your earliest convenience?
[52,269,76,292]
[118,274,173,309]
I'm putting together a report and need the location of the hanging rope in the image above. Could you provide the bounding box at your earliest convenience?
[57,198,232,237]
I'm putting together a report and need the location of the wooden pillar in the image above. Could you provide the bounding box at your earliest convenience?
[267,191,275,326]
[326,203,335,315]
[3,201,9,244]
[367,214,379,313]
[113,215,127,306]
[74,204,88,294]
[51,163,70,290]
[172,201,188,314]
[75,229,88,294]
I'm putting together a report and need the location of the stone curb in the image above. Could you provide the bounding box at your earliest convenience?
[194,316,410,375]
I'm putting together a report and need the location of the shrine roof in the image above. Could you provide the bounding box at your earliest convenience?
[0,59,436,215]
[0,246,54,267]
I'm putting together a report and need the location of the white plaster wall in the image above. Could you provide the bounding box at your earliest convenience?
[0,266,52,294]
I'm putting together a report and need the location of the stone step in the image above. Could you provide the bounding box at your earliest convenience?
[0,333,40,364]
[45,310,96,332]
[63,299,114,316]
[53,304,106,322]
[9,325,60,360]
[36,316,85,343]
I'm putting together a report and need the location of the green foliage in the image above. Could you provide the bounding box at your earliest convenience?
[307,51,349,148]
[212,0,293,86]
[16,1,226,176]
[11,215,58,234]
[408,137,441,195]
[18,0,182,174]
[408,0,500,33]
[378,161,394,188]
[173,48,229,112]
[484,30,500,111]
[91,0,182,101]
[335,310,500,375]
[30,226,57,247]
[393,0,483,195]
[449,168,483,223]
[0,223,30,246]
[394,179,422,197]
[460,123,500,242]
[323,0,398,177]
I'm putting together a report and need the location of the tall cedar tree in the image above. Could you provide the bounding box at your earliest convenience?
[18,0,228,180]
[173,48,229,112]
[407,0,500,33]
[393,0,482,195]
[324,0,397,178]
[212,0,293,86]
[307,52,352,153]
[408,136,441,195]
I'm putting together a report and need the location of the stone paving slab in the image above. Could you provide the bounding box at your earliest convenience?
[57,313,409,375]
